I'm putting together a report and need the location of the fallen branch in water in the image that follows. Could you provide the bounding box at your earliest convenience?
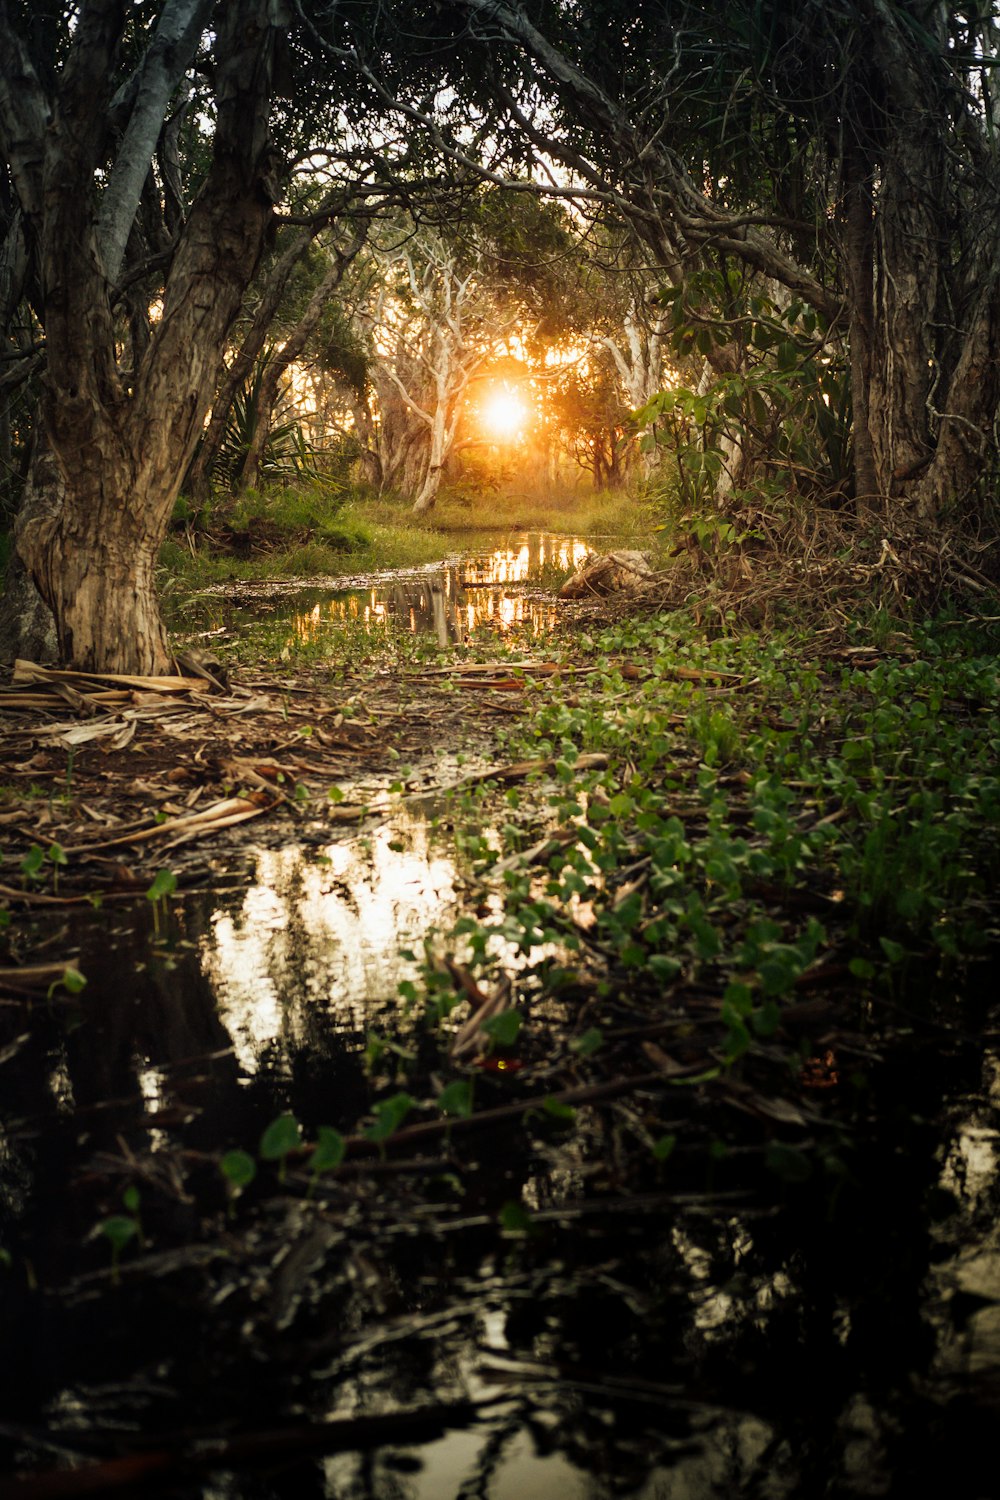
[330,1067,709,1159]
[0,1398,510,1500]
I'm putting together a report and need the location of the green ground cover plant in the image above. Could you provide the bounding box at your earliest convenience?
[185,603,1000,1208]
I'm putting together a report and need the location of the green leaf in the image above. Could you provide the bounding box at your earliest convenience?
[20,845,45,880]
[723,981,754,1016]
[311,1126,346,1173]
[648,954,682,983]
[481,1009,522,1047]
[221,1150,257,1189]
[259,1114,302,1161]
[879,937,906,964]
[60,966,87,995]
[498,1201,534,1234]
[753,1000,782,1038]
[437,1080,474,1118]
[569,1027,603,1057]
[145,869,177,903]
[848,957,875,980]
[122,1185,141,1215]
[100,1215,138,1254]
[365,1092,416,1142]
[652,1133,677,1162]
[542,1096,577,1124]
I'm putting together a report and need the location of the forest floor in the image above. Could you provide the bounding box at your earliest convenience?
[1,557,999,1497]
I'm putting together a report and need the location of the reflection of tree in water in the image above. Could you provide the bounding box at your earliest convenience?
[281,536,586,644]
[2,879,997,1497]
[388,571,466,647]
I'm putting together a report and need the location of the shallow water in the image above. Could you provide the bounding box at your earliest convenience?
[3,533,1000,1497]
[206,531,595,645]
[3,814,999,1497]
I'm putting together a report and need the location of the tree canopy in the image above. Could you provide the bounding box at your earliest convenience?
[0,1,998,671]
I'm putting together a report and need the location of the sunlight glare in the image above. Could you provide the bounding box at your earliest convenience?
[482,386,529,440]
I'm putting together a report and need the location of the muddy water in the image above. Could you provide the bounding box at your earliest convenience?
[214,531,595,644]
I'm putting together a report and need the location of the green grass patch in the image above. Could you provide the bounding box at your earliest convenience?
[425,482,658,538]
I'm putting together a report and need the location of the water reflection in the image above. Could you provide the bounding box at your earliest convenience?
[3,802,1000,1496]
[202,816,458,1072]
[227,533,593,646]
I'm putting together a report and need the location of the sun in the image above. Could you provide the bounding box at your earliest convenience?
[482,385,529,440]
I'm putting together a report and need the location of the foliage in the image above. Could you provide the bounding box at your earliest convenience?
[208,349,333,495]
[635,273,850,518]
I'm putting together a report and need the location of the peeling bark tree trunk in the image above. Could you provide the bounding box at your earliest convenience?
[0,1,286,673]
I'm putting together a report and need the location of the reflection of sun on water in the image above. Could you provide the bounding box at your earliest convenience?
[284,535,592,644]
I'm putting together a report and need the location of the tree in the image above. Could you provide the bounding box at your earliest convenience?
[350,194,576,513]
[360,223,522,513]
[548,353,631,490]
[395,0,1000,526]
[0,0,288,673]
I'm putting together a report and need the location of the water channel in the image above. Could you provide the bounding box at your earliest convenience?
[1,534,998,1499]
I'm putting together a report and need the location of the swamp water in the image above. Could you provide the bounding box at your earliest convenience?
[2,535,999,1499]
[202,532,595,647]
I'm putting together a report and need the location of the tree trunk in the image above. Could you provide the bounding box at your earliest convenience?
[185,226,315,502]
[0,436,58,663]
[841,146,879,505]
[864,6,1000,520]
[411,386,449,515]
[3,0,284,673]
[236,235,364,491]
[17,438,171,671]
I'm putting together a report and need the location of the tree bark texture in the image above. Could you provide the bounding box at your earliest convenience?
[840,147,878,505]
[0,0,286,672]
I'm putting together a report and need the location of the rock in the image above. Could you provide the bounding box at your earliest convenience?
[559,550,654,600]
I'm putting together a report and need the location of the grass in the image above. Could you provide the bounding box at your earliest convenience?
[423,481,660,538]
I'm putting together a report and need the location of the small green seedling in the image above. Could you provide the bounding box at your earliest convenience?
[46,842,67,893]
[99,1189,142,1285]
[652,1133,677,1162]
[542,1096,577,1125]
[481,1009,522,1050]
[146,869,178,938]
[569,1027,603,1057]
[47,965,87,1001]
[437,1080,474,1119]
[220,1150,257,1215]
[259,1114,302,1183]
[306,1126,346,1197]
[365,1092,416,1152]
[498,1200,535,1236]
